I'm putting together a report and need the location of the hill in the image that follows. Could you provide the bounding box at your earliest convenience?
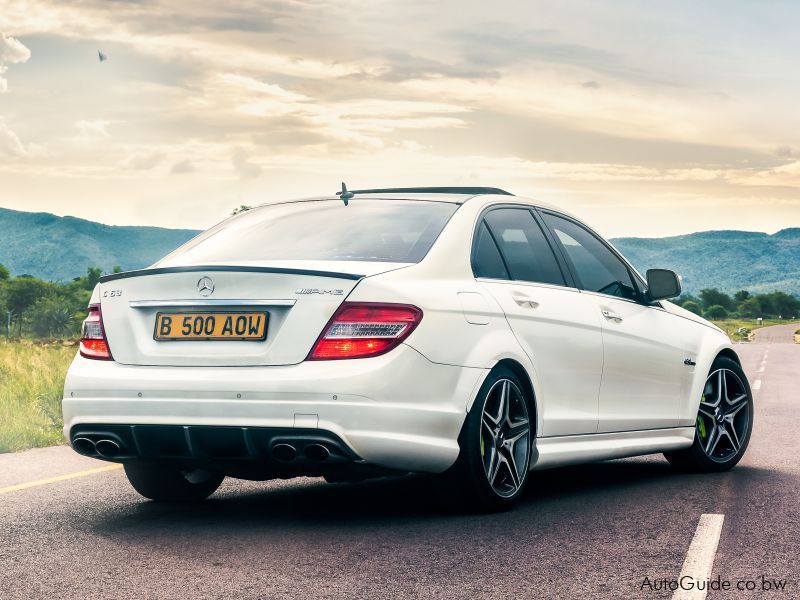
[0,207,198,282]
[611,229,800,295]
[0,206,798,294]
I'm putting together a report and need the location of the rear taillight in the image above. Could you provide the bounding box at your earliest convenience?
[80,303,113,360]
[307,302,422,360]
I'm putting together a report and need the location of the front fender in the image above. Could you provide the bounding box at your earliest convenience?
[680,332,741,426]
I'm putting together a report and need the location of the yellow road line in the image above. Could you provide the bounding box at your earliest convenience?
[0,464,123,496]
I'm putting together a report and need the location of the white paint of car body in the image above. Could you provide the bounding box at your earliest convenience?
[64,192,738,474]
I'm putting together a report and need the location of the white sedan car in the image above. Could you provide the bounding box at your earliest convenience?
[63,187,753,511]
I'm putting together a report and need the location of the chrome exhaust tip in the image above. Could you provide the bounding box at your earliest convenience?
[304,443,330,462]
[271,443,298,462]
[95,439,122,458]
[72,437,97,456]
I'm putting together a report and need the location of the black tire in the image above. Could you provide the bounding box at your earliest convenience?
[665,356,753,472]
[124,462,224,502]
[435,366,533,512]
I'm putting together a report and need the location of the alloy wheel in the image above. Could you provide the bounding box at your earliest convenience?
[480,378,531,498]
[696,368,751,462]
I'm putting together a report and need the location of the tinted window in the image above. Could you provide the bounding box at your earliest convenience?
[542,213,639,300]
[157,200,458,265]
[481,208,565,286]
[472,222,509,279]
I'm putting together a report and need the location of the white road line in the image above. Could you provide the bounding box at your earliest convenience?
[672,514,725,600]
[752,379,762,391]
[757,365,765,373]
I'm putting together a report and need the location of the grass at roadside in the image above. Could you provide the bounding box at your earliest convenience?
[0,340,76,453]
[711,318,798,342]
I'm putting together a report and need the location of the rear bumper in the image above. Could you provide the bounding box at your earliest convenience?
[62,345,486,473]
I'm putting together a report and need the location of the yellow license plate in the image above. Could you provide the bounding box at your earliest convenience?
[154,312,268,341]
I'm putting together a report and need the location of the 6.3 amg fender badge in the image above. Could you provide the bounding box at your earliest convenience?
[197,276,215,297]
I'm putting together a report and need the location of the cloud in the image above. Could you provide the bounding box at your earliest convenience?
[366,51,500,83]
[122,152,163,170]
[75,119,115,138]
[0,118,26,156]
[0,31,31,92]
[170,159,196,174]
[232,149,261,179]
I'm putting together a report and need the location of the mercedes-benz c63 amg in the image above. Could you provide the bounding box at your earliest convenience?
[63,186,753,511]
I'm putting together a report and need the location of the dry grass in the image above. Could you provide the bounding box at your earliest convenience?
[710,318,795,342]
[0,340,76,452]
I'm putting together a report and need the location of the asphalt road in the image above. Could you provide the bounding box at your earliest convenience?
[753,323,798,344]
[1,327,798,599]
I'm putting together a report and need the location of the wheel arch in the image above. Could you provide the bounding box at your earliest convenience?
[715,347,742,366]
[682,336,747,426]
[467,357,541,438]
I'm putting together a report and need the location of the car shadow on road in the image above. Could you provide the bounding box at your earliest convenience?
[85,457,775,537]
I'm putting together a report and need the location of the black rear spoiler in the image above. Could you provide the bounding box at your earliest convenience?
[99,265,364,284]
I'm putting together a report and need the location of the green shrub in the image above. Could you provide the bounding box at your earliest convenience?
[681,300,703,315]
[705,305,729,320]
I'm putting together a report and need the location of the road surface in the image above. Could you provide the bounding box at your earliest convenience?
[752,322,798,344]
[1,327,797,599]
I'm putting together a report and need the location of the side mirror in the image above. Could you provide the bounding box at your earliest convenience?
[646,268,681,301]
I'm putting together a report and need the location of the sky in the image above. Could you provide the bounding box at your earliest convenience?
[1,0,800,238]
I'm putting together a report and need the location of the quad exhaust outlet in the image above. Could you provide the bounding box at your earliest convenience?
[271,442,332,463]
[95,439,122,458]
[304,443,330,462]
[271,443,298,462]
[72,437,97,456]
[72,437,123,458]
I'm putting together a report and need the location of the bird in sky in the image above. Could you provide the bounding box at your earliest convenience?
[98,50,107,62]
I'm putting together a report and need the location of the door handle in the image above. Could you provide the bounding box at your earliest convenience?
[601,309,623,322]
[511,293,539,309]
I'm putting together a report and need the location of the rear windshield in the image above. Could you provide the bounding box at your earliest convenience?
[158,199,459,265]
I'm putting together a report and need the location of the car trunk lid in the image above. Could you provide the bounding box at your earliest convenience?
[97,262,406,367]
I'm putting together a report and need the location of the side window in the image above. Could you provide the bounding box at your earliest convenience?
[472,222,509,280]
[479,208,566,286]
[542,213,639,301]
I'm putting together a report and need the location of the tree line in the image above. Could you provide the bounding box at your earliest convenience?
[673,288,799,320]
[0,264,121,338]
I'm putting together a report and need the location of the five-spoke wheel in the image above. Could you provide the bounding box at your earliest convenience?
[665,355,753,472]
[696,367,751,462]
[480,378,531,498]
[435,366,533,512]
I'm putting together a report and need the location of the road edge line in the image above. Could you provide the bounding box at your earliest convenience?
[0,464,123,496]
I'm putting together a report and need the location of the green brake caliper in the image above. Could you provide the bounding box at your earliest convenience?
[696,394,708,440]
[480,432,485,457]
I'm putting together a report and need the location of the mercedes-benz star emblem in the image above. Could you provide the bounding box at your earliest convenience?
[197,276,215,297]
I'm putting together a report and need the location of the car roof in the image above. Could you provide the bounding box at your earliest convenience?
[253,187,566,213]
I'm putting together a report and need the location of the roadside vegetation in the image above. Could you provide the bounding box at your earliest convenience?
[0,263,117,339]
[710,318,794,342]
[0,263,111,452]
[673,288,800,342]
[0,339,76,452]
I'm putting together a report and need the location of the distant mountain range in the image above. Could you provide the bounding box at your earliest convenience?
[612,229,800,295]
[0,206,798,295]
[0,207,198,282]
